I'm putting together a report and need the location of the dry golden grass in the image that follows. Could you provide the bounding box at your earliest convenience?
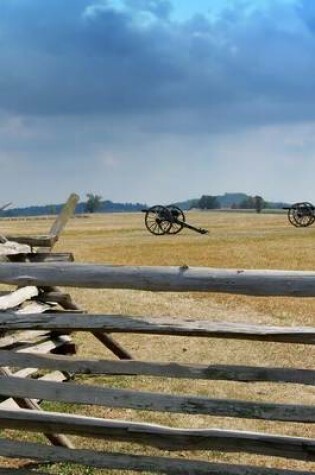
[0,211,315,473]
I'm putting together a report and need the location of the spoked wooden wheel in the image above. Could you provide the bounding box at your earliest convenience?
[166,206,186,234]
[288,206,299,227]
[144,205,172,235]
[289,202,315,227]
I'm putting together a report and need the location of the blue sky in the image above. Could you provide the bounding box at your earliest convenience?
[0,0,315,206]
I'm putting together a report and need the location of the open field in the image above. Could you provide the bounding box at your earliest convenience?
[0,210,315,473]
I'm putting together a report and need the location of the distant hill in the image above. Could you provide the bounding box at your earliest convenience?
[166,194,251,210]
[168,193,289,210]
[215,193,291,209]
[216,193,292,209]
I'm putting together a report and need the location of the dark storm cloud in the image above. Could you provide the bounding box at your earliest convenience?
[0,0,315,131]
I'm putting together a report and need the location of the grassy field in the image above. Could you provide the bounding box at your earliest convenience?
[0,210,315,473]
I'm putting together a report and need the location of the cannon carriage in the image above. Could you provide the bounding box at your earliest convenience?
[283,202,315,227]
[142,205,208,235]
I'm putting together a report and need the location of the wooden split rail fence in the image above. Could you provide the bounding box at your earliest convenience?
[0,262,314,473]
[0,199,314,473]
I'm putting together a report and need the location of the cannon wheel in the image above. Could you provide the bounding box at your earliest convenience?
[144,205,172,235]
[288,206,300,227]
[296,202,315,227]
[166,206,186,234]
[288,202,315,227]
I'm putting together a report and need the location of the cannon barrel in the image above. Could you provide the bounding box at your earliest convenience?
[174,219,208,235]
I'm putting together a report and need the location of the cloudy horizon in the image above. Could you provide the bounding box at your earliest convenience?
[1,0,315,207]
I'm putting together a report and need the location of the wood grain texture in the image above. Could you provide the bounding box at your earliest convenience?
[1,263,315,296]
[0,350,313,384]
[0,367,73,449]
[48,193,79,239]
[0,313,314,343]
[0,376,313,422]
[0,438,313,473]
[0,408,315,459]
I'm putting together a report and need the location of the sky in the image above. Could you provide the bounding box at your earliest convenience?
[1,0,315,206]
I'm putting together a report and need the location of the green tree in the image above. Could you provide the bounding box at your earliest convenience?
[85,193,102,213]
[254,195,265,213]
[239,196,255,209]
[49,205,57,215]
[198,195,221,210]
[239,195,266,212]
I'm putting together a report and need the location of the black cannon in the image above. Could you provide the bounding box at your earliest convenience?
[142,205,208,235]
[283,202,315,227]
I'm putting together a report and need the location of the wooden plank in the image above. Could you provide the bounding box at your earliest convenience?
[2,263,315,297]
[17,334,72,354]
[15,302,53,315]
[4,236,57,247]
[0,370,70,408]
[6,368,68,383]
[39,371,69,383]
[0,438,314,473]
[0,333,74,356]
[41,285,133,360]
[11,367,38,378]
[0,241,31,258]
[0,286,38,311]
[0,398,20,409]
[0,331,50,349]
[34,193,79,253]
[92,331,133,360]
[0,313,314,344]
[0,367,74,449]
[0,350,313,385]
[48,193,79,240]
[0,376,314,422]
[0,290,13,297]
[1,408,315,459]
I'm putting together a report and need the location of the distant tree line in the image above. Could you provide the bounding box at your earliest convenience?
[2,194,146,217]
[194,194,266,213]
[0,192,283,218]
[85,193,102,213]
[233,195,266,213]
[84,194,146,213]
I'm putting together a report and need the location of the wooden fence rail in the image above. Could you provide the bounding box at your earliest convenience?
[1,262,315,296]
[0,348,313,384]
[0,262,314,473]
